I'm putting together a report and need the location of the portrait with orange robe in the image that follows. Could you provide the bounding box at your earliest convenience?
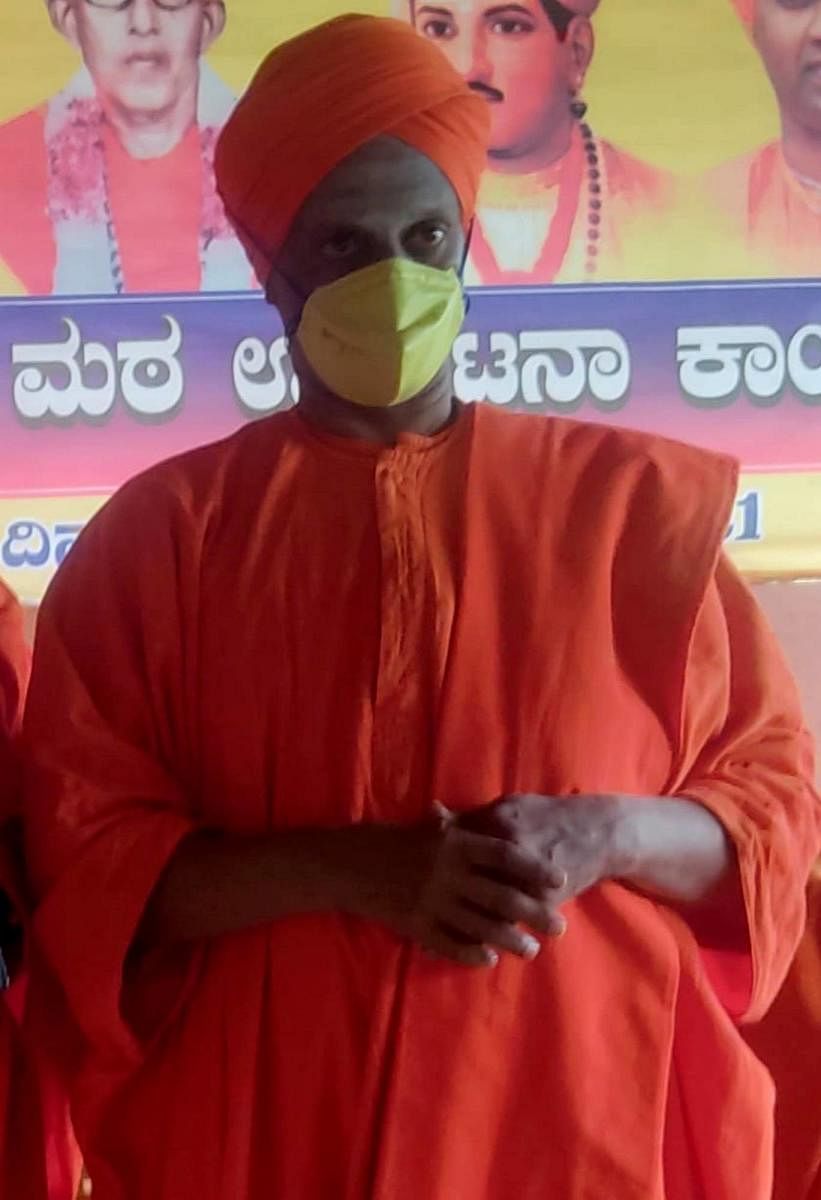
[400,0,674,284]
[0,0,252,296]
[702,0,821,278]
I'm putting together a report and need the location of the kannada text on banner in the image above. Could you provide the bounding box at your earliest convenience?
[1,0,820,599]
[3,279,821,599]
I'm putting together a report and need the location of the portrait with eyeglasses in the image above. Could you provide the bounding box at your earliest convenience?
[0,0,253,296]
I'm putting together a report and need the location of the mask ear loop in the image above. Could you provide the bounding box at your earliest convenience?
[460,219,475,318]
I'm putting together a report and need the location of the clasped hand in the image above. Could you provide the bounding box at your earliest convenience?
[363,793,626,968]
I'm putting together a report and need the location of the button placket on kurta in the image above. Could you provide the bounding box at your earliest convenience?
[371,448,432,823]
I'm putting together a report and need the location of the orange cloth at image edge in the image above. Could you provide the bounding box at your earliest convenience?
[215,14,489,276]
[0,582,79,1200]
[746,864,821,1200]
[0,583,44,1198]
[0,580,40,1199]
[22,405,819,1199]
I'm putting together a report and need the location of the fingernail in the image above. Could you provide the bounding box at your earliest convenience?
[486,952,500,969]
[523,936,541,959]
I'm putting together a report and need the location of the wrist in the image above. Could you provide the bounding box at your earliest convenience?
[604,795,735,906]
[255,827,374,919]
[302,827,371,917]
[606,795,650,884]
[308,824,397,921]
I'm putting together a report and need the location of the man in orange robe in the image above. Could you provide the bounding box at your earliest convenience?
[23,15,820,1200]
[705,0,821,277]
[0,0,251,296]
[402,0,673,283]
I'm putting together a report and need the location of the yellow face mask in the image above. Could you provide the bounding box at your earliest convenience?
[295,258,466,409]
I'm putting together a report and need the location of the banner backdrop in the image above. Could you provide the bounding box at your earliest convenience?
[1,0,820,600]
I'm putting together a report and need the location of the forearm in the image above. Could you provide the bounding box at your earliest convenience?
[137,826,372,949]
[614,796,744,926]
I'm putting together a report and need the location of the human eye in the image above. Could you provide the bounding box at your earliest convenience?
[406,220,449,258]
[320,228,360,260]
[420,16,456,39]
[489,14,535,35]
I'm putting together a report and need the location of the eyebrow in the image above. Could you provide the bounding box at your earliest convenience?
[417,2,537,14]
[312,209,455,231]
[483,4,537,15]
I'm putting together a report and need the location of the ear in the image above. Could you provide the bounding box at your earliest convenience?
[47,0,81,52]
[200,0,226,55]
[566,16,595,93]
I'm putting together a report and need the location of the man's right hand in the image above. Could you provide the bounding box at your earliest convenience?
[138,818,566,962]
[339,817,567,968]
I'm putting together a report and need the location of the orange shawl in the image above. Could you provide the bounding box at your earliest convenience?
[24,407,819,1199]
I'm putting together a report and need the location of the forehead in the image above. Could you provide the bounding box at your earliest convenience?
[292,136,460,230]
[73,0,204,24]
[414,0,546,19]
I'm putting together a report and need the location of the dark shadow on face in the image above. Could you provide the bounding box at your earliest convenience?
[267,135,466,329]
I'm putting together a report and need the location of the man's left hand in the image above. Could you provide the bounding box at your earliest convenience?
[455,791,737,940]
[455,793,632,934]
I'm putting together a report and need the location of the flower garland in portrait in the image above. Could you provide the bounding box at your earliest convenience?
[44,63,252,294]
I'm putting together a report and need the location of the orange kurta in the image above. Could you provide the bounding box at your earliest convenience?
[465,134,674,286]
[0,107,204,295]
[23,405,819,1200]
[745,864,821,1200]
[704,142,821,279]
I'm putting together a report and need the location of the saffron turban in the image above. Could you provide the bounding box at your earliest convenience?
[215,14,490,277]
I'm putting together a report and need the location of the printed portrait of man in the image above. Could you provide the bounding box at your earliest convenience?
[0,0,252,296]
[704,0,821,279]
[401,0,673,285]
